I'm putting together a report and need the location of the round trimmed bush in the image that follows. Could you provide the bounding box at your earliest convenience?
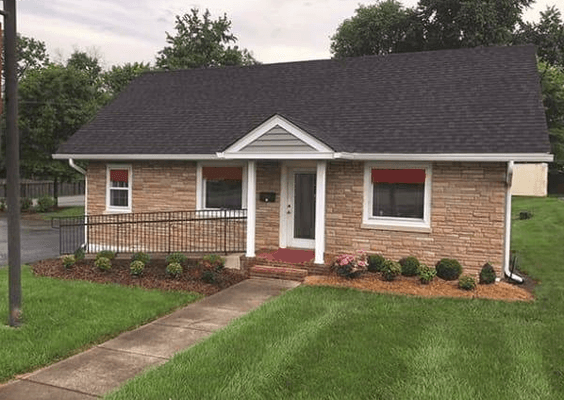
[95,256,111,271]
[202,270,217,284]
[479,263,497,284]
[62,255,75,269]
[381,260,401,281]
[435,258,463,281]
[368,254,386,272]
[166,252,187,265]
[131,252,151,265]
[166,262,183,278]
[130,260,145,276]
[96,250,116,261]
[458,275,477,291]
[399,256,420,276]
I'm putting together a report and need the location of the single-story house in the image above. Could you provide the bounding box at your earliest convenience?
[54,45,552,279]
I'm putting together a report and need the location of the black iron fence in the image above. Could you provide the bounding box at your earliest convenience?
[0,180,85,198]
[52,209,247,255]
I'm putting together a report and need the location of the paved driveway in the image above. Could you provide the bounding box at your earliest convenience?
[0,216,60,266]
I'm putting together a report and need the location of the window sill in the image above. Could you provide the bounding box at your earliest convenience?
[361,220,431,233]
[104,208,132,215]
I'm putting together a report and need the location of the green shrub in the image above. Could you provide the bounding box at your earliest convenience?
[166,252,187,265]
[0,198,5,211]
[95,256,112,271]
[36,195,55,213]
[203,254,225,271]
[20,197,33,211]
[61,255,75,269]
[418,264,436,284]
[166,262,183,278]
[202,270,217,284]
[130,260,145,276]
[368,254,386,272]
[131,252,151,265]
[399,256,420,276]
[381,260,401,281]
[435,258,463,281]
[479,262,497,284]
[458,275,477,291]
[96,250,116,261]
[74,247,85,261]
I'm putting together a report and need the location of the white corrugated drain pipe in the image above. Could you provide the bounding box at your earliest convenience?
[504,161,524,283]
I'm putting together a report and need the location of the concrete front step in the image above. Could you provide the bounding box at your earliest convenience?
[249,265,308,281]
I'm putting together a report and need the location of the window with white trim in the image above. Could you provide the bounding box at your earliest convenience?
[199,166,246,210]
[106,165,132,212]
[363,163,431,231]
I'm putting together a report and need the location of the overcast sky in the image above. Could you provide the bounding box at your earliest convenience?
[17,0,561,69]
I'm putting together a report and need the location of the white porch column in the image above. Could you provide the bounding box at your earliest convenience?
[246,160,257,257]
[315,161,327,264]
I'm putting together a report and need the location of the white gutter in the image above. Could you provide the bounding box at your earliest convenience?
[54,152,554,163]
[503,161,524,283]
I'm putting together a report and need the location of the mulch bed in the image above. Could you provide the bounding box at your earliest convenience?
[32,258,247,296]
[304,272,535,302]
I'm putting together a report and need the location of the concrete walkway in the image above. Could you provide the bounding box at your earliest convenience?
[0,278,300,400]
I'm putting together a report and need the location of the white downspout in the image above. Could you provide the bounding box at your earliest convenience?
[504,161,524,283]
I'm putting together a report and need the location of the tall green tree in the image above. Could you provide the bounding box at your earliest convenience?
[331,1,423,57]
[538,62,564,170]
[156,8,257,70]
[102,62,151,98]
[16,34,50,79]
[514,6,564,67]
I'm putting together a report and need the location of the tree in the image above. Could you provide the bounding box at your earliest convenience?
[66,50,103,86]
[417,0,533,50]
[18,61,107,200]
[102,62,151,98]
[331,1,423,58]
[514,6,564,67]
[538,62,564,170]
[156,8,257,70]
[16,34,50,78]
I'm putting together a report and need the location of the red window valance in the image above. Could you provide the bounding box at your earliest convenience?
[372,169,425,184]
[110,169,129,182]
[203,167,243,181]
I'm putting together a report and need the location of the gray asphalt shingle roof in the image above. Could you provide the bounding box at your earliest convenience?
[56,45,550,156]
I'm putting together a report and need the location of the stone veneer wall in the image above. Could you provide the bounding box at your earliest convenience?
[86,161,197,215]
[254,161,281,250]
[325,161,507,276]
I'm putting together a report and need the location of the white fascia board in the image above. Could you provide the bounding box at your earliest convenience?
[220,152,336,160]
[224,114,333,154]
[340,153,554,162]
[52,154,220,160]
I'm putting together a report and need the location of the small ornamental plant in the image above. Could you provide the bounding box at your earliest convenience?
[458,275,477,291]
[130,260,145,277]
[166,252,188,265]
[166,262,183,278]
[381,260,402,281]
[331,251,368,279]
[399,256,420,276]
[131,252,151,265]
[61,255,76,269]
[203,254,225,271]
[95,256,112,271]
[435,258,463,281]
[20,197,33,211]
[368,254,386,272]
[36,195,55,213]
[479,263,497,284]
[418,264,436,284]
[96,250,116,261]
[74,247,85,261]
[202,269,217,284]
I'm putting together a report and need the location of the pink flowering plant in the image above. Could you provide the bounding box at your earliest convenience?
[331,251,368,279]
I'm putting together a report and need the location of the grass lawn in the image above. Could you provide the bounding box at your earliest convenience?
[40,206,84,220]
[106,196,564,400]
[0,266,199,383]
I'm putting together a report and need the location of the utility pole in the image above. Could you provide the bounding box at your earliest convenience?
[3,0,22,327]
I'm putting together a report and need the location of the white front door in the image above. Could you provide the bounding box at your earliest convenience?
[286,168,316,249]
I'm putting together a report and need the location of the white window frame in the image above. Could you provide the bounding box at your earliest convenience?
[362,162,432,232]
[106,164,132,213]
[196,162,247,212]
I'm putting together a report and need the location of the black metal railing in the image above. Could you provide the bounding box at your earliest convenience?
[52,209,247,255]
